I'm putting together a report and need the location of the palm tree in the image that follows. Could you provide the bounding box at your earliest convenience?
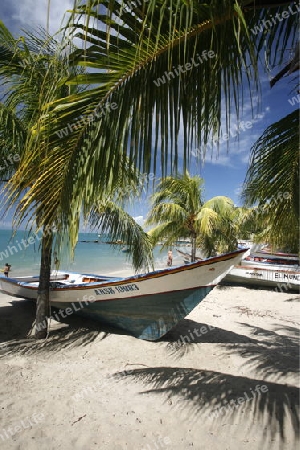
[146,173,237,261]
[0,22,153,338]
[88,198,154,271]
[8,0,294,259]
[0,24,70,338]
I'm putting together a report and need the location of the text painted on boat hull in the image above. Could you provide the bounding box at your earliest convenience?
[94,283,139,296]
[274,273,299,281]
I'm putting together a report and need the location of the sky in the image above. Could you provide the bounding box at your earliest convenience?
[0,0,298,228]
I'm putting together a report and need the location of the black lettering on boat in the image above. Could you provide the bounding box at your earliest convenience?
[94,287,115,295]
[115,284,139,293]
[94,284,140,295]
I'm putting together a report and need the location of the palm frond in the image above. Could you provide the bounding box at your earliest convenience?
[146,203,188,226]
[0,104,26,178]
[147,172,238,258]
[195,207,219,236]
[242,110,299,251]
[202,196,235,218]
[88,200,154,272]
[148,221,189,249]
[3,1,298,251]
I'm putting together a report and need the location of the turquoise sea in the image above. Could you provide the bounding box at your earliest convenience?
[0,229,176,277]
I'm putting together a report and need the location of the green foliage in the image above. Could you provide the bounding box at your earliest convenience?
[0,21,153,271]
[88,200,153,272]
[146,172,237,258]
[17,0,296,239]
[242,110,299,252]
[1,0,299,260]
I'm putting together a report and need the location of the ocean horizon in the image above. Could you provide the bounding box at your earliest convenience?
[0,229,181,277]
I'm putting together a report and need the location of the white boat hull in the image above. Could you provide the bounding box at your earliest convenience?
[0,250,248,340]
[225,265,300,291]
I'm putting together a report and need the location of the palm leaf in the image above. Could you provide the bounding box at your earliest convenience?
[16,0,296,231]
[87,200,154,271]
[242,110,299,251]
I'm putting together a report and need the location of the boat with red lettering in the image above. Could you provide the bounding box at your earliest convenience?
[0,249,246,340]
[224,252,299,291]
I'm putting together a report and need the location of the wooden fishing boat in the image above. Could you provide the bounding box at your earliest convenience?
[0,249,246,340]
[225,252,299,291]
[243,252,299,267]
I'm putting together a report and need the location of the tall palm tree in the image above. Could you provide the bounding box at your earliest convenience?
[0,22,153,338]
[146,173,237,260]
[0,23,71,338]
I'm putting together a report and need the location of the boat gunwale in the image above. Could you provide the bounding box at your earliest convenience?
[1,249,247,291]
[237,265,300,274]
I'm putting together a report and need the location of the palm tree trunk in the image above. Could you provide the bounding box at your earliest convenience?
[191,235,197,262]
[35,229,53,339]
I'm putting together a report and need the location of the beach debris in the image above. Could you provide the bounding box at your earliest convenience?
[71,414,86,425]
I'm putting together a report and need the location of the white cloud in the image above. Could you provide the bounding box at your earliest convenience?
[204,152,234,168]
[234,184,243,197]
[133,215,144,226]
[9,0,74,35]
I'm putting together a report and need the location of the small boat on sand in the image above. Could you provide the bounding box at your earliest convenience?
[224,252,299,291]
[0,249,246,340]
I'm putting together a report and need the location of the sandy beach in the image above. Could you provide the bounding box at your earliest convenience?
[0,284,299,450]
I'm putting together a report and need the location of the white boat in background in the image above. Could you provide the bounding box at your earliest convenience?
[225,251,299,291]
[242,253,299,269]
[0,249,247,340]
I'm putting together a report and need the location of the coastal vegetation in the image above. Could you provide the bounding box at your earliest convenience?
[0,23,74,337]
[0,1,298,339]
[146,173,238,261]
[0,22,153,338]
[242,105,299,254]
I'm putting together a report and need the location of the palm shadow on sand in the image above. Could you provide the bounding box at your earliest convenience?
[112,366,299,444]
[163,318,299,379]
[1,297,299,444]
[136,317,299,444]
[0,298,128,356]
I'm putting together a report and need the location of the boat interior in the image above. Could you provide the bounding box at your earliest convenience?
[245,255,299,266]
[6,272,123,287]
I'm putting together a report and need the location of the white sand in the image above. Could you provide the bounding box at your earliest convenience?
[0,286,299,450]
